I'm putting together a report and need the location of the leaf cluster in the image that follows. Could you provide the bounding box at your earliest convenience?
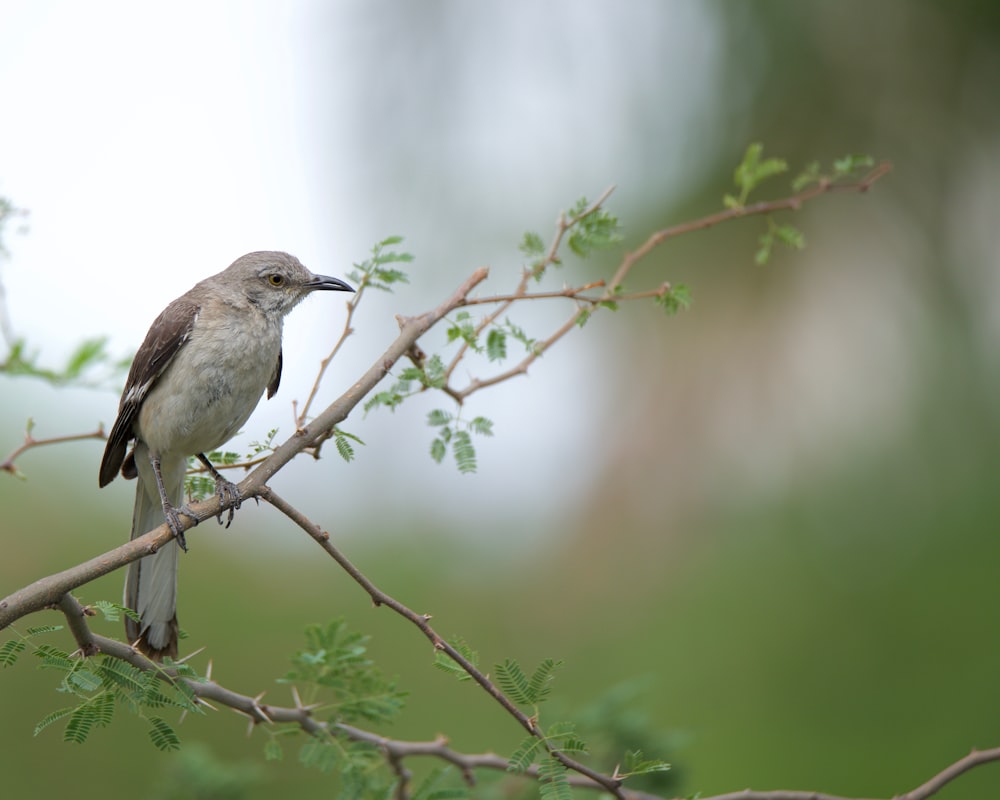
[280,619,407,726]
[520,195,622,279]
[428,409,493,474]
[723,144,877,265]
[2,615,199,751]
[346,235,413,293]
[1,336,129,388]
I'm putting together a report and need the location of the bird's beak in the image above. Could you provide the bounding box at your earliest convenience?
[307,274,355,293]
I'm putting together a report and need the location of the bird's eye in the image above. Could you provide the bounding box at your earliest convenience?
[267,274,285,287]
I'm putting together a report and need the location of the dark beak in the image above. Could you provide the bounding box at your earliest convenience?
[308,274,355,293]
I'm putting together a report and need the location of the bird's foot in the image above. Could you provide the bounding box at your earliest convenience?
[213,476,242,528]
[163,503,198,553]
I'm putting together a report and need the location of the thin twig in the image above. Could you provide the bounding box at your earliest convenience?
[296,281,365,427]
[442,163,892,401]
[606,161,892,294]
[443,187,615,384]
[1,424,106,477]
[259,486,628,798]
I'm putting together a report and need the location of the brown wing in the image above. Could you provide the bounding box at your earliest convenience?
[266,347,282,399]
[98,297,200,487]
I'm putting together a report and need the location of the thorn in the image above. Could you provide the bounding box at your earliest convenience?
[175,646,206,664]
[252,692,273,724]
[205,659,213,681]
[195,698,219,712]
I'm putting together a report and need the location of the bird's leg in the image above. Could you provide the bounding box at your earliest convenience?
[196,453,242,528]
[149,454,193,552]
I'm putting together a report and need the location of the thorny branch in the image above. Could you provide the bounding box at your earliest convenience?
[0,164,912,798]
[259,487,626,797]
[53,571,1000,800]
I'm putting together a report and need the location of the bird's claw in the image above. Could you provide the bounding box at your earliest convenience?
[164,504,197,552]
[214,477,242,528]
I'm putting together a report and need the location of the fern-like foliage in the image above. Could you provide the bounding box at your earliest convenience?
[280,619,407,726]
[495,657,562,707]
[433,636,479,682]
[346,235,413,293]
[1,624,197,750]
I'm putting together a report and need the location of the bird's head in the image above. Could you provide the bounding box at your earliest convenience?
[226,251,354,316]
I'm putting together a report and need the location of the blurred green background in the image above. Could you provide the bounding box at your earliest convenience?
[2,1,1000,798]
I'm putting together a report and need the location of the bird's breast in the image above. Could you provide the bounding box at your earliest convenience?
[135,307,282,456]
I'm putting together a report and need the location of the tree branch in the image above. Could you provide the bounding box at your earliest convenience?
[259,486,628,797]
[1,424,107,477]
[0,268,489,630]
[51,595,1000,800]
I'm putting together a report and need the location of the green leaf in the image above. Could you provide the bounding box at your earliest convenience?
[538,756,572,800]
[832,153,875,176]
[349,236,413,292]
[90,690,115,727]
[64,703,96,745]
[519,230,546,257]
[90,600,124,622]
[507,735,545,774]
[486,329,507,362]
[527,658,563,704]
[494,658,532,705]
[63,337,110,379]
[469,417,493,437]
[24,624,62,637]
[655,283,692,316]
[433,636,478,682]
[502,318,537,353]
[333,435,354,462]
[67,668,103,694]
[34,643,73,672]
[792,160,821,191]
[299,737,340,773]
[774,222,805,250]
[0,638,26,667]
[427,409,453,427]
[97,656,149,698]
[264,738,284,761]
[731,142,788,205]
[622,749,672,777]
[564,198,622,260]
[430,437,447,464]
[755,230,774,265]
[33,706,75,736]
[411,767,470,800]
[147,716,181,751]
[423,355,446,389]
[451,430,477,474]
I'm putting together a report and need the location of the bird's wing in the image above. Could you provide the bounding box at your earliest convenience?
[266,348,282,399]
[99,297,201,487]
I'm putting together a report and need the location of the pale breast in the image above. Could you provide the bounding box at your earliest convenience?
[135,302,282,457]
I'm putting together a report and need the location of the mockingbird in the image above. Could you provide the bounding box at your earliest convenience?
[99,251,353,660]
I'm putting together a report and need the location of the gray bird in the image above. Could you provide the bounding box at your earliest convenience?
[99,251,353,659]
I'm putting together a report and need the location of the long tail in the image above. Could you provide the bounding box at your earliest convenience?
[124,444,183,661]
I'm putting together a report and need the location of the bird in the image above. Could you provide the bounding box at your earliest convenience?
[99,251,354,660]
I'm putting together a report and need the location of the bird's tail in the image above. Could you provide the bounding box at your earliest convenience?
[124,449,183,661]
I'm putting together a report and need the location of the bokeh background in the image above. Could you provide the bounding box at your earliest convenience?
[2,1,999,798]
